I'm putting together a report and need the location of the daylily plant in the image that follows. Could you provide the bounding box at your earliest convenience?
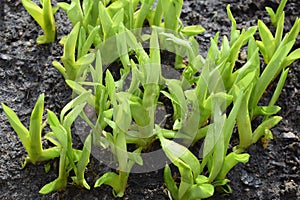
[2,94,60,167]
[21,0,57,44]
[3,0,300,199]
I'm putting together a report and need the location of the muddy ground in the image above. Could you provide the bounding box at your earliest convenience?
[0,0,299,199]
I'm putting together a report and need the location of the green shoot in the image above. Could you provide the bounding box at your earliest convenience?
[2,94,60,168]
[21,0,57,44]
[39,92,91,194]
[52,22,95,81]
[266,0,288,27]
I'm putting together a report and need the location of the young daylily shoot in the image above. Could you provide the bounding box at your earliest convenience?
[21,0,57,44]
[39,92,91,194]
[9,0,300,198]
[2,94,60,167]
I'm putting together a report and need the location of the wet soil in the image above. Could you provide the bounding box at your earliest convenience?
[0,0,299,199]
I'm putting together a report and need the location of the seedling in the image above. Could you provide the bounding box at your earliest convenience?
[266,0,288,27]
[21,0,57,44]
[6,1,300,198]
[160,132,214,200]
[2,94,60,167]
[39,92,91,194]
[52,22,95,81]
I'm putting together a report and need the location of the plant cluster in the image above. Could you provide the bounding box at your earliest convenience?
[2,0,300,199]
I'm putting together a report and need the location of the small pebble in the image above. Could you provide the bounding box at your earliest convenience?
[281,132,298,139]
[25,41,32,47]
[0,54,12,60]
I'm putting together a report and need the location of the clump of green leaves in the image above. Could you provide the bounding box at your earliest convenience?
[2,94,60,167]
[2,93,93,194]
[52,22,96,81]
[52,0,205,81]
[21,0,57,44]
[266,0,288,27]
[6,0,300,199]
[40,92,91,194]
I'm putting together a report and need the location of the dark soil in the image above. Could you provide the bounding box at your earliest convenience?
[0,0,299,199]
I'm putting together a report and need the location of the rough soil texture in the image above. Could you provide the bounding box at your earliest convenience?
[0,0,299,199]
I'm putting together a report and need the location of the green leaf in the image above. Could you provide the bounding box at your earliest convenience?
[2,103,30,150]
[254,105,281,116]
[39,177,67,194]
[148,28,161,84]
[179,90,201,141]
[283,48,300,67]
[112,8,124,30]
[128,60,141,93]
[207,116,226,182]
[128,149,143,166]
[115,133,129,173]
[181,25,205,36]
[236,85,253,150]
[252,116,282,143]
[130,101,150,127]
[44,163,51,173]
[77,27,86,59]
[164,164,179,200]
[98,1,113,39]
[105,70,116,106]
[75,53,95,66]
[216,152,250,180]
[159,135,200,177]
[41,0,56,43]
[274,11,284,47]
[257,20,275,63]
[94,172,122,196]
[278,18,300,49]
[52,61,66,78]
[81,26,100,57]
[39,147,60,161]
[165,79,187,121]
[223,91,243,153]
[91,50,103,84]
[61,22,81,80]
[266,7,275,25]
[134,0,155,29]
[63,103,86,128]
[183,183,214,199]
[66,80,96,107]
[226,5,240,45]
[152,0,163,26]
[22,0,56,44]
[72,134,91,190]
[268,0,288,27]
[195,175,209,184]
[66,0,83,26]
[116,25,130,68]
[250,40,294,108]
[48,125,68,148]
[202,111,226,159]
[60,91,90,122]
[115,94,132,133]
[164,0,183,31]
[28,93,45,162]
[269,68,289,106]
[22,0,44,29]
[57,2,69,11]
[47,110,60,128]
[175,160,193,199]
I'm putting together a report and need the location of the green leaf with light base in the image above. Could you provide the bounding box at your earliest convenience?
[2,94,60,168]
[22,0,56,44]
